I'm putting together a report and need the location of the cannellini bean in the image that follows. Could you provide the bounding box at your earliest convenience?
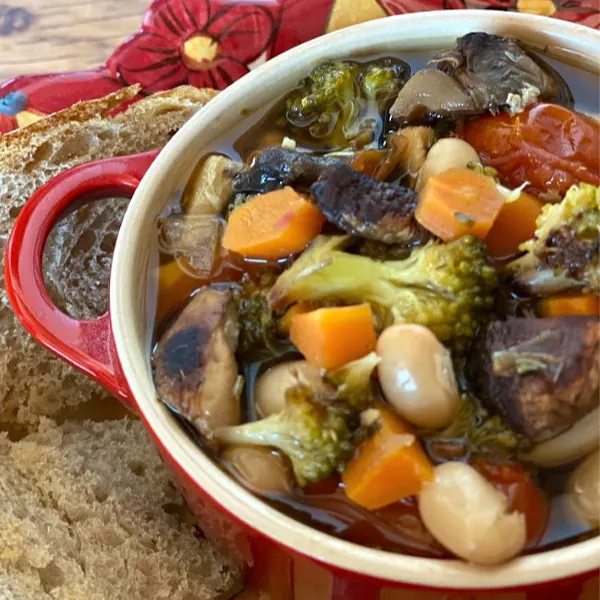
[222,446,293,495]
[520,407,600,468]
[568,449,600,527]
[416,138,481,191]
[254,360,324,418]
[419,462,527,565]
[376,324,460,429]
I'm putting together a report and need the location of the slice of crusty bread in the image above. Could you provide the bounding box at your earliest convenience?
[0,418,241,599]
[0,85,242,599]
[0,84,218,433]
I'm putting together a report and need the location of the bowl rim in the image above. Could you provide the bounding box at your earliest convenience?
[110,9,600,589]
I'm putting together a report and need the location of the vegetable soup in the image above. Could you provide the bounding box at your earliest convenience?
[150,32,600,565]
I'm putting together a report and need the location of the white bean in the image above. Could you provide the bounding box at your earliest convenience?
[520,407,600,468]
[222,446,292,495]
[568,449,600,527]
[376,324,460,429]
[254,360,323,418]
[416,138,481,191]
[419,462,527,565]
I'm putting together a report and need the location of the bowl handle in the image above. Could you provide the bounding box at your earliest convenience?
[4,150,159,410]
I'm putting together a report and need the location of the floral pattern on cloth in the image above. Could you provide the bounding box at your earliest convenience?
[0,0,598,134]
[109,0,280,93]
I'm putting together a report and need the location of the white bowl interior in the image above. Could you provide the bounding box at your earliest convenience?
[111,10,600,589]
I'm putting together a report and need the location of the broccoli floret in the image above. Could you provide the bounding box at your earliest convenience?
[284,59,409,146]
[233,272,283,355]
[432,393,521,456]
[215,383,360,486]
[359,58,410,111]
[325,352,381,410]
[286,61,361,140]
[506,183,600,296]
[269,235,498,345]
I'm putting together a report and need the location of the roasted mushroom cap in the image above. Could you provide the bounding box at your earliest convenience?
[232,147,346,196]
[470,316,599,442]
[432,33,573,113]
[390,70,476,122]
[310,163,430,245]
[391,32,573,121]
[154,287,241,437]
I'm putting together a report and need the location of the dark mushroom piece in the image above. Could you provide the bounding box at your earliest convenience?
[154,287,241,437]
[390,70,476,122]
[470,316,599,443]
[310,163,431,245]
[391,32,574,122]
[232,147,347,196]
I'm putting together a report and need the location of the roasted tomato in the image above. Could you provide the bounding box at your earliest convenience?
[463,103,600,201]
[471,457,550,546]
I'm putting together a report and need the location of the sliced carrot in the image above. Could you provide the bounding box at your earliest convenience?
[416,168,505,242]
[342,403,434,511]
[538,293,600,318]
[289,304,376,370]
[279,302,316,335]
[222,186,325,260]
[485,191,543,259]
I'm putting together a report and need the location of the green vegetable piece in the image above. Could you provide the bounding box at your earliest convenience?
[215,383,360,486]
[359,58,411,111]
[268,234,498,345]
[507,183,600,296]
[436,393,521,455]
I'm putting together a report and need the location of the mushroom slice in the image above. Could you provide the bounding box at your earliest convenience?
[183,154,239,215]
[310,163,430,245]
[390,70,476,121]
[470,316,599,442]
[430,32,574,115]
[391,33,574,122]
[154,287,241,437]
[233,147,347,195]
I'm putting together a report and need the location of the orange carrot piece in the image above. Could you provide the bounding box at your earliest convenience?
[156,260,201,322]
[289,304,376,370]
[538,294,600,318]
[416,168,505,242]
[279,302,316,335]
[485,192,543,258]
[222,186,325,260]
[342,403,434,510]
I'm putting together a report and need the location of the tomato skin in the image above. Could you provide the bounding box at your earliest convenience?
[463,103,600,200]
[471,457,550,546]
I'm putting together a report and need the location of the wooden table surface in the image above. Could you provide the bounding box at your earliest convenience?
[0,0,150,81]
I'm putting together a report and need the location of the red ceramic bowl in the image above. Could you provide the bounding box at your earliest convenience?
[5,11,600,599]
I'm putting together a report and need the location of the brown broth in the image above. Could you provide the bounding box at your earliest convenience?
[150,46,599,557]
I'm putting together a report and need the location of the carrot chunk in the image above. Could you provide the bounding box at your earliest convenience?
[538,293,600,318]
[485,191,543,258]
[156,261,200,322]
[279,302,316,335]
[416,168,505,242]
[222,186,325,259]
[342,403,434,510]
[289,304,376,370]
